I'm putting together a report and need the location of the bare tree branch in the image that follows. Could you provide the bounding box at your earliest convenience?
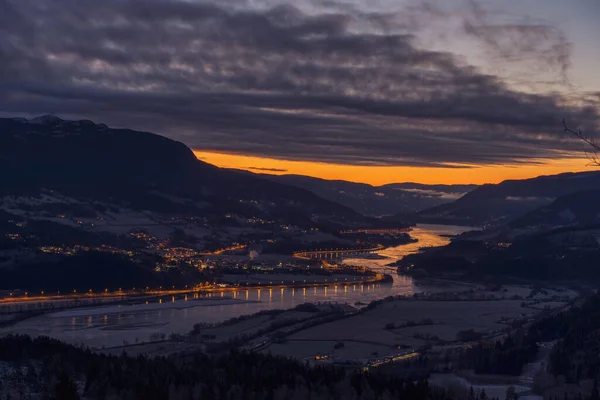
[563,119,600,167]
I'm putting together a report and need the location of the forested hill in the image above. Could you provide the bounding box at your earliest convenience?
[410,171,600,226]
[510,188,600,228]
[549,294,600,386]
[0,116,367,228]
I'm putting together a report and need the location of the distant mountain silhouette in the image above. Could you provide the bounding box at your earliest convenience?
[399,171,600,226]
[510,188,600,229]
[0,116,367,227]
[245,173,476,216]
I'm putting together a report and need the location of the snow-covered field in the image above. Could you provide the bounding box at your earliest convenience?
[429,373,533,400]
[263,284,576,363]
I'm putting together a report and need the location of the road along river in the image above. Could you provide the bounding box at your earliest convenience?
[1,224,474,348]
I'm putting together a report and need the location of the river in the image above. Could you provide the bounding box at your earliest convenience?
[1,224,474,348]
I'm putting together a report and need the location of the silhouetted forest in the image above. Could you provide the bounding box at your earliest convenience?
[0,334,498,400]
[452,334,538,376]
[549,294,600,383]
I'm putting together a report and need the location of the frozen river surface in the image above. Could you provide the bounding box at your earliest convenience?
[2,224,473,348]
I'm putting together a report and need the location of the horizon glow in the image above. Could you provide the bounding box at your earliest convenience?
[193,150,595,186]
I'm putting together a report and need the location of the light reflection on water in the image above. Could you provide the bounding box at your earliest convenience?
[343,224,473,284]
[4,224,472,348]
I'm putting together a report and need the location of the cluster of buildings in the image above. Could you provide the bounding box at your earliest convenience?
[33,230,251,273]
[38,244,135,258]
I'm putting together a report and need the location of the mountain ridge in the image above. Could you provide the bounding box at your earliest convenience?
[401,170,600,226]
[0,115,368,228]
[510,188,600,229]
[243,172,477,216]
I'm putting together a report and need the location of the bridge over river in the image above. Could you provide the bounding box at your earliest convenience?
[293,245,385,260]
[338,228,411,235]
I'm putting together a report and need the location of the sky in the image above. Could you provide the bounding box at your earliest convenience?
[1,0,599,185]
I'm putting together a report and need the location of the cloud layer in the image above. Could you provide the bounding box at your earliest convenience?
[0,0,598,167]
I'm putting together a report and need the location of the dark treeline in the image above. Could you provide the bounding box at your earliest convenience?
[0,334,494,400]
[0,252,205,291]
[548,294,600,384]
[400,237,600,282]
[452,334,538,376]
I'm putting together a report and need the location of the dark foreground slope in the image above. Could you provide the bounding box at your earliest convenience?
[0,334,452,400]
[0,116,366,228]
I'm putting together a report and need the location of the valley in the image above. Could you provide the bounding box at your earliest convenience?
[0,224,463,348]
[2,116,600,400]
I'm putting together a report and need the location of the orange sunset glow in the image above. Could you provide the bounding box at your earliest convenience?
[193,150,594,186]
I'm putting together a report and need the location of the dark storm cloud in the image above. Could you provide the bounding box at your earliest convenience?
[0,0,597,167]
